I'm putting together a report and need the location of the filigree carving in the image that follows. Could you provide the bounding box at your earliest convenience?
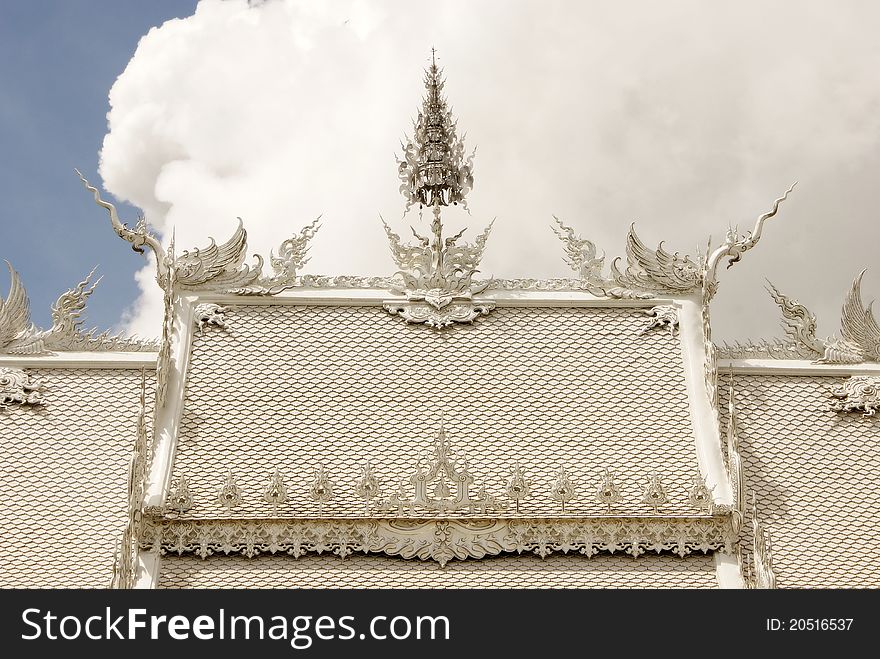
[309,465,334,514]
[354,461,380,515]
[0,367,44,410]
[728,271,880,363]
[0,262,156,354]
[142,515,737,567]
[688,475,714,514]
[263,469,288,515]
[554,186,793,299]
[376,427,506,515]
[194,303,228,333]
[702,184,795,300]
[227,217,323,295]
[382,211,495,328]
[829,376,880,417]
[217,471,242,509]
[174,219,264,291]
[745,496,776,589]
[77,169,166,279]
[640,305,679,336]
[167,475,194,514]
[397,50,474,213]
[641,473,668,513]
[725,381,745,534]
[551,467,575,513]
[111,371,149,589]
[505,463,531,514]
[595,469,622,513]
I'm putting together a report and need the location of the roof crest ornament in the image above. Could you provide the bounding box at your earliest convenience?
[721,270,880,363]
[0,262,156,355]
[553,185,795,299]
[384,51,495,328]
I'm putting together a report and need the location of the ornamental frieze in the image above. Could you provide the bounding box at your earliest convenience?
[142,515,736,567]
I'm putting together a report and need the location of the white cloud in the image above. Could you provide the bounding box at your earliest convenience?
[101,0,880,341]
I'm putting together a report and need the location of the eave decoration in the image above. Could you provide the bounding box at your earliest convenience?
[0,261,156,355]
[0,366,44,410]
[829,376,879,417]
[721,270,880,364]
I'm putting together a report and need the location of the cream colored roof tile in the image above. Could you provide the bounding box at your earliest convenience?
[0,368,154,588]
[722,374,880,588]
[157,552,718,589]
[172,304,699,518]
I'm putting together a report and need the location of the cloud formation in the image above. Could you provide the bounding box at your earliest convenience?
[101,0,880,341]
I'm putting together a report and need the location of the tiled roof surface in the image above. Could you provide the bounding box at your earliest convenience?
[156,552,718,589]
[720,374,880,588]
[172,304,699,518]
[0,368,154,588]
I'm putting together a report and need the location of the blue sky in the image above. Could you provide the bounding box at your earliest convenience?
[2,1,879,343]
[0,1,196,331]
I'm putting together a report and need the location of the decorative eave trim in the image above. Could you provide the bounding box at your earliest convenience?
[142,514,737,570]
[718,358,880,376]
[0,351,157,369]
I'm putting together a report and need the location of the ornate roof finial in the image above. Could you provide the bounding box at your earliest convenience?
[397,50,475,214]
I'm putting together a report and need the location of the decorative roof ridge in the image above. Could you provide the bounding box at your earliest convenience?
[553,184,796,300]
[717,269,879,364]
[77,170,322,295]
[0,261,157,355]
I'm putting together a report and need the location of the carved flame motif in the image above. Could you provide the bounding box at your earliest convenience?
[688,475,714,514]
[262,468,288,515]
[505,463,531,514]
[829,376,880,417]
[217,471,242,509]
[551,467,575,513]
[354,461,380,515]
[554,186,794,299]
[167,475,193,514]
[377,427,505,515]
[595,468,622,513]
[382,213,495,328]
[641,473,668,513]
[0,367,44,410]
[309,465,334,515]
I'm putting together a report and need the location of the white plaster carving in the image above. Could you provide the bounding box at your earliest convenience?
[551,467,575,514]
[641,473,668,513]
[829,376,880,417]
[0,367,44,409]
[354,461,380,515]
[167,475,194,515]
[194,303,229,333]
[554,186,794,299]
[744,496,776,589]
[111,371,149,589]
[375,427,507,515]
[309,465,334,515]
[640,305,679,336]
[262,469,288,515]
[142,515,737,567]
[723,271,879,363]
[0,262,156,355]
[595,469,622,513]
[217,471,243,509]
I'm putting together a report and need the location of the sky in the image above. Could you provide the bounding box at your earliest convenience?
[1,0,878,344]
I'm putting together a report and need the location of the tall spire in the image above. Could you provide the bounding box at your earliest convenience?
[397,50,475,214]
